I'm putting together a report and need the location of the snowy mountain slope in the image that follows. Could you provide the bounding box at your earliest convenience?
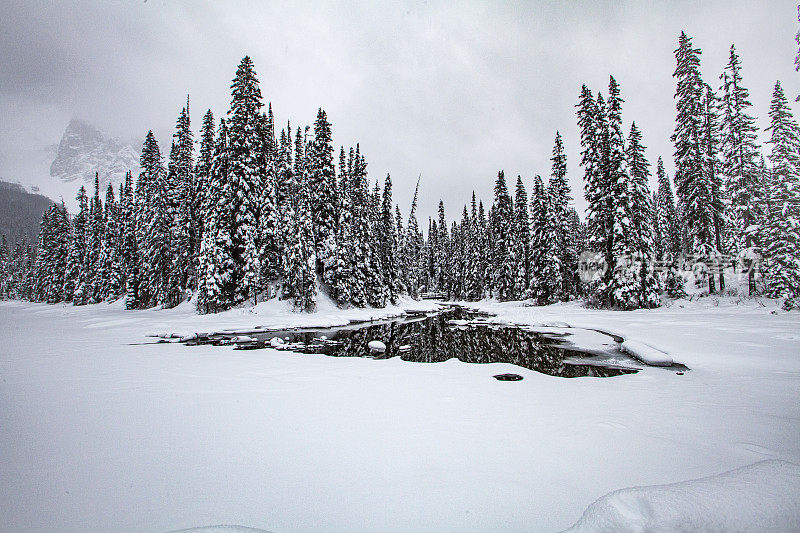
[49,118,139,185]
[0,180,55,244]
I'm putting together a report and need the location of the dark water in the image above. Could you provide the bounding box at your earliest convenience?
[183,307,642,378]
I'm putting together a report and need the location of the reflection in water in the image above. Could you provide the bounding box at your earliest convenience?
[184,307,639,378]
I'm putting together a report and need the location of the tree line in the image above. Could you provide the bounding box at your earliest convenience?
[2,33,799,310]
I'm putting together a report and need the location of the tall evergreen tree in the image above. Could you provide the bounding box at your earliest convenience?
[765,80,800,307]
[672,31,719,293]
[196,119,235,313]
[720,44,761,295]
[167,103,196,303]
[139,131,172,307]
[64,186,89,304]
[513,176,530,298]
[308,109,338,284]
[380,174,401,303]
[227,56,267,303]
[626,122,661,307]
[548,131,575,299]
[529,175,561,304]
[491,171,515,300]
[195,109,215,251]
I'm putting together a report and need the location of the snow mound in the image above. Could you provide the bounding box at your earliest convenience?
[565,460,800,532]
[620,340,673,366]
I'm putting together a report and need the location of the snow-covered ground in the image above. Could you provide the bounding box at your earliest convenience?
[1,294,799,532]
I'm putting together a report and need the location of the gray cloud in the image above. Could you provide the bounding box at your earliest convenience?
[1,0,798,220]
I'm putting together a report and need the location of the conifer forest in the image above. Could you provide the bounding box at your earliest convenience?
[2,32,799,313]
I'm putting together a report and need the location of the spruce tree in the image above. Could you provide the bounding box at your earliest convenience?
[529,175,562,304]
[548,131,575,299]
[195,109,215,251]
[196,119,235,313]
[491,171,515,300]
[98,183,121,300]
[139,131,171,307]
[308,109,338,283]
[765,80,800,307]
[64,186,89,304]
[701,83,727,291]
[720,45,761,295]
[167,103,195,304]
[626,122,661,307]
[228,56,267,303]
[513,176,530,298]
[672,32,719,293]
[380,174,401,303]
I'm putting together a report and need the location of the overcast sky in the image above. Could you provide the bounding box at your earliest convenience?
[1,0,798,220]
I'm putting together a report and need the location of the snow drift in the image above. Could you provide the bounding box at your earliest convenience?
[565,460,800,532]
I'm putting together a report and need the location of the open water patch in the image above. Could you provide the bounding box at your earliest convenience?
[175,306,686,378]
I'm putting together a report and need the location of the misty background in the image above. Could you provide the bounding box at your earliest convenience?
[1,0,797,220]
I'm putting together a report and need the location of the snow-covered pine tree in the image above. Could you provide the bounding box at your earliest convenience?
[567,208,587,296]
[139,131,172,308]
[513,176,530,299]
[719,45,762,295]
[577,86,613,305]
[403,178,424,298]
[605,76,640,309]
[491,171,515,301]
[672,32,719,293]
[98,183,121,301]
[121,171,141,310]
[347,146,372,307]
[196,118,235,313]
[326,146,351,305]
[46,202,69,303]
[282,126,317,312]
[654,157,686,298]
[380,174,401,303]
[626,122,661,308]
[463,191,482,300]
[435,200,450,297]
[227,56,266,303]
[478,201,491,297]
[528,174,562,304]
[655,157,681,259]
[64,186,88,304]
[548,131,575,300]
[275,126,293,289]
[195,110,215,253]
[701,83,727,292]
[85,175,103,304]
[33,205,61,302]
[167,103,195,304]
[255,113,281,293]
[365,179,386,307]
[765,80,800,308]
[308,109,338,284]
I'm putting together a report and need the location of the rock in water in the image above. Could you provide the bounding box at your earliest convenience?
[368,340,386,353]
[493,373,523,381]
[269,337,284,347]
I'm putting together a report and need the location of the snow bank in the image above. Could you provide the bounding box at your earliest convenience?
[620,340,673,366]
[565,460,800,532]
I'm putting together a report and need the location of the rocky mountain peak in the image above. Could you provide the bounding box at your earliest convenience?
[49,118,140,184]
